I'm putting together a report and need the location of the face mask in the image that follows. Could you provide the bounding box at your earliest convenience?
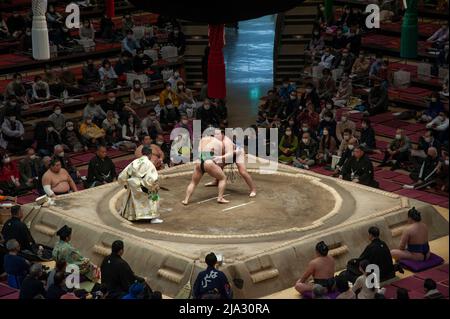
[439,116,445,121]
[109,97,116,102]
[283,83,289,88]
[341,116,347,122]
[15,79,21,84]
[395,134,402,140]
[9,116,16,122]
[306,88,312,93]
[347,144,354,150]
[204,104,211,110]
[361,124,367,129]
[3,157,10,164]
[445,160,449,165]
[302,127,308,132]
[48,127,54,132]
[10,102,17,106]
[424,137,431,143]
[167,104,174,109]
[326,104,332,109]
[344,135,350,141]
[324,117,331,122]
[149,116,156,121]
[324,53,330,57]
[290,95,296,100]
[58,152,65,157]
[286,131,292,136]
[323,131,329,136]
[342,53,348,58]
[431,98,437,102]
[157,141,164,145]
[139,54,144,58]
[86,120,92,124]
[289,121,295,126]
[178,85,184,90]
[55,109,61,115]
[302,138,309,144]
[174,72,180,78]
[67,126,74,131]
[135,85,141,90]
[182,119,188,125]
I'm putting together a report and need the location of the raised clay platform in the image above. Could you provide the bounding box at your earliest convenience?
[22,159,449,298]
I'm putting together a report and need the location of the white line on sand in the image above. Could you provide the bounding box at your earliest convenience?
[222,201,255,212]
[196,194,230,204]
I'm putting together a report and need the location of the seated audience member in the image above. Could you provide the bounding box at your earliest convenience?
[391,207,430,262]
[99,11,115,40]
[133,48,153,73]
[122,30,140,55]
[44,65,65,97]
[371,59,390,87]
[424,278,444,299]
[52,225,99,282]
[18,148,41,189]
[318,111,337,138]
[356,227,395,282]
[336,129,355,159]
[426,23,449,48]
[6,12,26,39]
[169,27,186,55]
[317,68,336,100]
[336,112,355,144]
[333,135,359,177]
[331,28,347,50]
[1,205,36,252]
[359,118,377,153]
[196,100,219,131]
[319,100,337,122]
[352,260,376,299]
[340,146,378,187]
[335,49,355,75]
[0,154,28,196]
[46,260,67,290]
[101,240,143,298]
[366,79,388,115]
[86,145,116,188]
[136,136,165,169]
[32,76,50,102]
[278,128,298,164]
[405,147,441,190]
[59,64,82,96]
[5,73,27,105]
[174,114,193,139]
[300,82,320,112]
[102,92,124,117]
[332,73,352,107]
[159,82,180,107]
[335,276,356,299]
[78,19,95,47]
[98,60,118,91]
[305,27,325,63]
[1,112,25,153]
[293,131,318,169]
[3,239,30,288]
[179,98,197,120]
[2,96,23,121]
[351,51,370,76]
[316,127,337,165]
[413,130,442,162]
[35,122,61,157]
[48,106,66,133]
[47,272,67,300]
[19,264,46,299]
[140,29,157,49]
[53,145,79,182]
[102,111,122,146]
[154,134,171,165]
[380,129,411,170]
[278,78,296,101]
[297,103,320,131]
[436,147,449,192]
[426,111,449,144]
[141,110,163,138]
[168,70,184,89]
[121,115,140,148]
[61,121,87,153]
[42,158,78,197]
[122,14,135,36]
[83,96,107,124]
[37,156,52,195]
[318,47,335,69]
[396,288,410,300]
[130,79,147,107]
[81,59,100,88]
[79,116,106,146]
[114,52,134,77]
[295,241,335,294]
[176,82,194,106]
[160,100,181,130]
[193,252,232,299]
[369,53,383,79]
[420,92,445,123]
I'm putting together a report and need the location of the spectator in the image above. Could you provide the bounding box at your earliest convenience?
[436,147,449,192]
[318,110,337,138]
[101,92,124,118]
[332,29,348,51]
[278,127,298,164]
[98,60,118,91]
[369,53,383,79]
[31,75,51,102]
[412,130,442,159]
[79,116,106,146]
[132,48,153,73]
[426,23,449,48]
[318,47,335,69]
[396,288,409,300]
[37,156,52,195]
[46,272,67,299]
[336,111,355,143]
[160,99,181,129]
[18,148,41,188]
[317,68,336,100]
[351,51,370,76]
[81,59,100,88]
[179,98,197,120]
[3,239,30,288]
[99,11,115,40]
[380,128,411,170]
[59,64,82,96]
[48,105,66,133]
[154,134,171,165]
[193,252,232,299]
[35,122,61,157]
[78,19,95,48]
[359,118,377,153]
[424,278,444,299]
[347,24,362,56]
[19,263,46,299]
[122,29,140,55]
[101,240,142,298]
[334,137,358,176]
[391,207,430,262]
[86,145,117,187]
[305,26,324,63]
[6,12,26,39]
[295,241,335,294]
[159,82,179,107]
[46,259,67,290]
[61,121,87,153]
[168,69,184,89]
[366,79,388,115]
[114,52,134,77]
[352,260,376,299]
[121,114,140,148]
[293,131,318,169]
[140,30,156,49]
[2,96,23,122]
[337,128,354,157]
[52,225,99,282]
[0,154,28,196]
[0,13,9,39]
[102,111,122,146]
[420,92,445,123]
[4,73,27,105]
[300,82,321,113]
[53,144,79,182]
[316,127,337,165]
[340,145,378,187]
[169,27,186,55]
[122,14,135,36]
[141,109,163,138]
[1,205,36,252]
[44,65,64,97]
[84,96,107,123]
[130,79,147,107]
[42,158,78,197]
[405,147,440,190]
[174,114,193,140]
[332,72,352,107]
[335,276,355,299]
[297,103,320,131]
[356,226,395,282]
[278,78,296,100]
[426,111,449,144]
[176,81,194,106]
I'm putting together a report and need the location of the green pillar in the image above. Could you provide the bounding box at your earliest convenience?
[324,0,333,23]
[400,0,418,59]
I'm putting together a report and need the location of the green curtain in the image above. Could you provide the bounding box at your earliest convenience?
[400,0,418,59]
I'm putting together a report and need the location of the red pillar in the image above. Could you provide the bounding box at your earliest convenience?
[207,24,226,99]
[106,0,115,18]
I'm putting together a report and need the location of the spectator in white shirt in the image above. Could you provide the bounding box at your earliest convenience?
[319,47,335,69]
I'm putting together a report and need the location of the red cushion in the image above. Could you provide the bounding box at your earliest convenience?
[375,170,401,180]
[416,193,450,205]
[391,276,425,291]
[0,284,17,297]
[394,189,427,199]
[378,180,402,192]
[392,174,414,185]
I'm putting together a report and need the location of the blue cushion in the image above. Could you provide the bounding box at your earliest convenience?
[302,290,340,299]
[400,253,444,273]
